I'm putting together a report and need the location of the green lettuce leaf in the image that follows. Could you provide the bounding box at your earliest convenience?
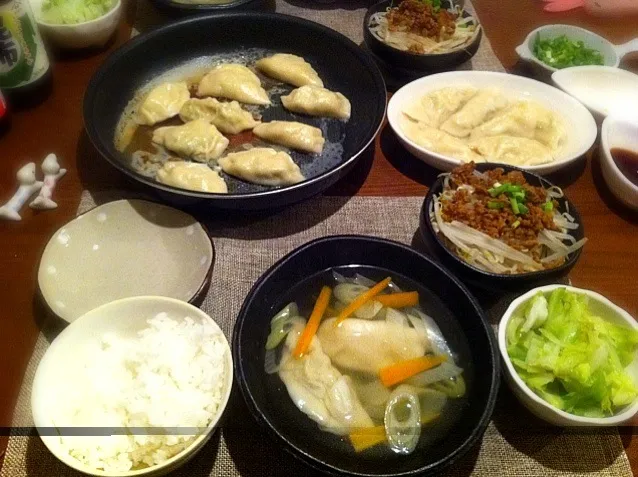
[506,289,638,416]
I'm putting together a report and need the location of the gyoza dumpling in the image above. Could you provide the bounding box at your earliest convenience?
[156,161,228,193]
[469,135,554,166]
[218,148,304,186]
[137,82,190,126]
[469,100,567,152]
[197,64,269,105]
[152,119,229,163]
[404,87,477,128]
[281,85,351,120]
[255,53,323,87]
[279,320,374,435]
[252,121,325,154]
[179,98,260,135]
[317,318,430,375]
[440,88,508,138]
[400,116,483,163]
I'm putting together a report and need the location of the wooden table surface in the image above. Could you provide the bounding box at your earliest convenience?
[1,0,637,472]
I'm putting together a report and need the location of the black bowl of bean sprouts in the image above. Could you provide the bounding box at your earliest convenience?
[421,162,586,291]
[364,0,482,73]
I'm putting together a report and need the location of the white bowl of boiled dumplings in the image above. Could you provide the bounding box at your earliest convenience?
[387,71,598,175]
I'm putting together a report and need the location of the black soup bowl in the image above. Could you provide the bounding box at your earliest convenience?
[421,163,585,292]
[233,235,499,477]
[83,13,386,210]
[363,0,482,73]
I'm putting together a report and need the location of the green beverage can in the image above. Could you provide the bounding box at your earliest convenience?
[0,0,51,100]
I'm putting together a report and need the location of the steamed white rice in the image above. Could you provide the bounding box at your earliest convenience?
[54,312,227,473]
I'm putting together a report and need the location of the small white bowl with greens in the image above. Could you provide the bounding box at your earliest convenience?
[515,24,638,80]
[30,0,122,49]
[499,285,638,426]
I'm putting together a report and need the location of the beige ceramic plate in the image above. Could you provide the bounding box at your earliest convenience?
[38,199,213,323]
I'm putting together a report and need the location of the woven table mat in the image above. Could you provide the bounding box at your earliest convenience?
[0,190,631,477]
[131,0,505,74]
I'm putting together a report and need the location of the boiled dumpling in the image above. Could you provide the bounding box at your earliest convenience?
[281,85,351,120]
[401,116,483,163]
[253,121,325,154]
[469,100,567,152]
[156,161,228,193]
[179,98,260,134]
[440,88,508,138]
[317,317,430,376]
[255,53,323,87]
[197,64,270,105]
[404,87,477,128]
[218,148,304,186]
[137,82,190,126]
[279,320,374,435]
[152,119,229,163]
[469,135,554,166]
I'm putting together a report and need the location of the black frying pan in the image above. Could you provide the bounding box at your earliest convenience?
[83,13,386,210]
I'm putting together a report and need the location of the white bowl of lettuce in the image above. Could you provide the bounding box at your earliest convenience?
[499,285,638,426]
[30,0,122,49]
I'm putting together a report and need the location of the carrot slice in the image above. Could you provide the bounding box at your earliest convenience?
[293,286,332,358]
[349,413,440,452]
[376,291,419,308]
[349,426,386,453]
[334,277,392,326]
[379,355,447,387]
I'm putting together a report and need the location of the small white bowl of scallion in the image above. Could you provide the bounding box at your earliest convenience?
[515,24,638,80]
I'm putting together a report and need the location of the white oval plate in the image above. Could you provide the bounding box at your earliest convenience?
[38,199,214,323]
[388,71,598,175]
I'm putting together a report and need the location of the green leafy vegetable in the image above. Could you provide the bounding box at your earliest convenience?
[488,182,529,216]
[41,0,116,24]
[417,0,441,11]
[507,288,638,417]
[533,34,604,69]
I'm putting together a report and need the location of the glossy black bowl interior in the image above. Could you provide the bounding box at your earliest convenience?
[84,13,386,210]
[421,163,585,291]
[233,235,499,476]
[363,0,482,73]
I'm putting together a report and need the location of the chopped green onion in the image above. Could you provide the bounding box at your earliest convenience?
[510,198,520,215]
[518,203,529,215]
[512,220,520,229]
[512,190,526,201]
[542,201,554,212]
[488,201,505,209]
[533,33,604,69]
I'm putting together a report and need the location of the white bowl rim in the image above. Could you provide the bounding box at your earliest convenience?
[498,284,638,426]
[387,70,598,172]
[552,64,638,83]
[516,24,620,72]
[31,295,233,477]
[35,0,121,28]
[552,66,638,119]
[601,115,638,194]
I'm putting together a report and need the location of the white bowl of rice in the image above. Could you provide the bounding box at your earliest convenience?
[31,296,233,476]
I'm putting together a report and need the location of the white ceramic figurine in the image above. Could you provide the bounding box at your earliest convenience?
[30,154,67,210]
[0,163,44,221]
